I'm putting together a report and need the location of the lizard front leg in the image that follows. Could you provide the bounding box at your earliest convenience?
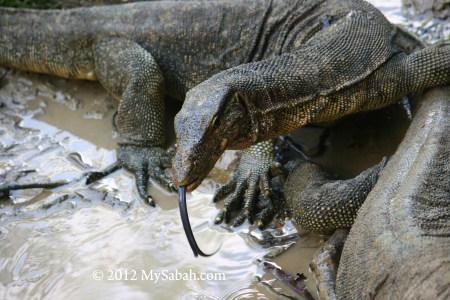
[87,37,175,206]
[213,139,282,228]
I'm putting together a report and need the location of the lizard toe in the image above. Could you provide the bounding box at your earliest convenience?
[148,164,176,193]
[233,180,259,226]
[256,194,277,230]
[212,140,287,228]
[214,210,226,225]
[118,144,176,204]
[212,178,236,203]
[134,165,155,206]
[85,161,122,185]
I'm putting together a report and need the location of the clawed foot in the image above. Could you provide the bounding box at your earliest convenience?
[85,144,177,206]
[213,141,286,229]
[2,145,177,206]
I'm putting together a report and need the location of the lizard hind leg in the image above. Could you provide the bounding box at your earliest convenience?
[284,157,388,234]
[89,37,175,205]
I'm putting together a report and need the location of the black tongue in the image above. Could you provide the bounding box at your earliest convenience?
[178,186,221,257]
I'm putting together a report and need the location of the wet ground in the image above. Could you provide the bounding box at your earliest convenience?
[0,1,447,299]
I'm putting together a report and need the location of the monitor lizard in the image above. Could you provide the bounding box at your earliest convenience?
[173,0,450,227]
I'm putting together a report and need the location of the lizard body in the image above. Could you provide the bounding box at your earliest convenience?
[335,87,450,299]
[173,0,450,226]
[2,2,449,296]
[174,11,449,189]
[2,0,449,231]
[1,0,348,204]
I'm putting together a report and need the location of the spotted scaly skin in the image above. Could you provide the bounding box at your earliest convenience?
[2,0,450,222]
[3,0,385,208]
[0,0,298,204]
[173,0,450,226]
[283,158,387,234]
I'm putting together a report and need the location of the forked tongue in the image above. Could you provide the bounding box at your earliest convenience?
[178,186,221,257]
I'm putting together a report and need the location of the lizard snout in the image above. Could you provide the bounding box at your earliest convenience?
[172,152,203,191]
[172,143,223,191]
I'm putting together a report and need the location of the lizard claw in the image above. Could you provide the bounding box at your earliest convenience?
[213,141,284,228]
[168,182,178,192]
[255,175,287,230]
[214,210,226,225]
[134,164,156,207]
[85,161,122,185]
[118,144,176,197]
[86,144,176,205]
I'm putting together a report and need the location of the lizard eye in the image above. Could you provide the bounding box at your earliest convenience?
[211,115,221,129]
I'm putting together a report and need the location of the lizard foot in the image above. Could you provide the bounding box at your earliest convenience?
[255,172,289,230]
[213,141,283,228]
[86,144,176,206]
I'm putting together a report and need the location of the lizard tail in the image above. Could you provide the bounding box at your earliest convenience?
[0,7,95,80]
[405,42,450,91]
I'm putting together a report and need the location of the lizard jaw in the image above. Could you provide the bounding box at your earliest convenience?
[173,139,228,191]
[173,153,220,191]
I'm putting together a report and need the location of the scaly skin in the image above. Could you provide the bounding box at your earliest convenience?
[283,157,387,233]
[269,88,449,299]
[2,0,404,220]
[334,87,450,299]
[296,87,449,299]
[173,0,450,225]
[212,139,276,227]
[2,0,449,225]
[0,0,317,205]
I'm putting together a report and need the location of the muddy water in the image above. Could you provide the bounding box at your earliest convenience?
[0,1,440,299]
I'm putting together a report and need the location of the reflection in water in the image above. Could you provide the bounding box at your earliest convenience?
[0,176,267,299]
[0,0,433,299]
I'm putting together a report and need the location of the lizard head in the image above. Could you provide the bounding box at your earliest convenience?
[173,83,252,191]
